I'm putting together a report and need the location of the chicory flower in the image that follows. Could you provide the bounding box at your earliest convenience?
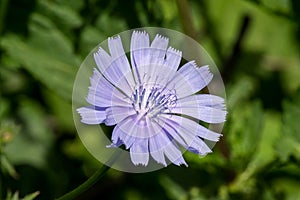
[77,31,226,167]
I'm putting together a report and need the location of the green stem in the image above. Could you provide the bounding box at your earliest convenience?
[56,165,110,200]
[56,151,120,200]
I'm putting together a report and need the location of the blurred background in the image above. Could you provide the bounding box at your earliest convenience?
[1,0,300,199]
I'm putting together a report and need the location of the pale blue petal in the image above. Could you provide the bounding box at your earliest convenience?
[130,32,176,85]
[170,94,227,123]
[165,47,182,70]
[149,34,169,65]
[148,122,168,166]
[130,31,150,84]
[143,35,170,85]
[143,47,182,87]
[166,63,213,98]
[105,106,136,126]
[110,115,156,149]
[160,114,222,142]
[77,106,106,124]
[86,68,130,107]
[159,115,216,155]
[186,136,212,155]
[149,134,167,166]
[130,138,149,166]
[164,47,182,78]
[109,114,188,166]
[160,117,194,146]
[146,47,183,88]
[155,119,187,147]
[158,116,213,156]
[111,121,135,149]
[106,137,123,148]
[147,119,187,166]
[94,36,134,96]
[180,94,226,110]
[118,115,158,139]
[93,47,112,73]
[148,123,186,167]
[108,36,135,91]
[162,138,187,166]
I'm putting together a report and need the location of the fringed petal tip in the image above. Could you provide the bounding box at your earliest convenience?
[199,65,213,84]
[77,107,106,125]
[151,34,169,48]
[167,46,182,56]
[108,35,121,41]
[132,30,148,36]
[131,153,149,166]
[173,157,188,167]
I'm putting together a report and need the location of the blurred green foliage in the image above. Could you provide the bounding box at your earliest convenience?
[0,0,300,199]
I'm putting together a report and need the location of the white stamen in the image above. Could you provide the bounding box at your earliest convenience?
[131,83,177,118]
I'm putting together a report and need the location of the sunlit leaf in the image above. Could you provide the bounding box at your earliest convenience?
[23,191,40,200]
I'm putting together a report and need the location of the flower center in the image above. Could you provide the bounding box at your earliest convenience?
[131,84,177,118]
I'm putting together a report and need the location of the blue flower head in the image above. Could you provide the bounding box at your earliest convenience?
[77,30,227,167]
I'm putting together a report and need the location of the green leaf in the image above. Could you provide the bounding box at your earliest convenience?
[37,0,82,29]
[11,191,18,200]
[226,76,256,110]
[5,191,39,200]
[79,26,105,57]
[43,89,74,132]
[230,112,281,192]
[272,178,300,200]
[228,100,264,164]
[28,13,79,66]
[4,99,54,169]
[23,191,40,200]
[5,191,18,200]
[1,154,18,178]
[276,90,300,161]
[94,11,128,37]
[55,0,85,11]
[247,112,281,172]
[1,34,76,100]
[0,12,79,100]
